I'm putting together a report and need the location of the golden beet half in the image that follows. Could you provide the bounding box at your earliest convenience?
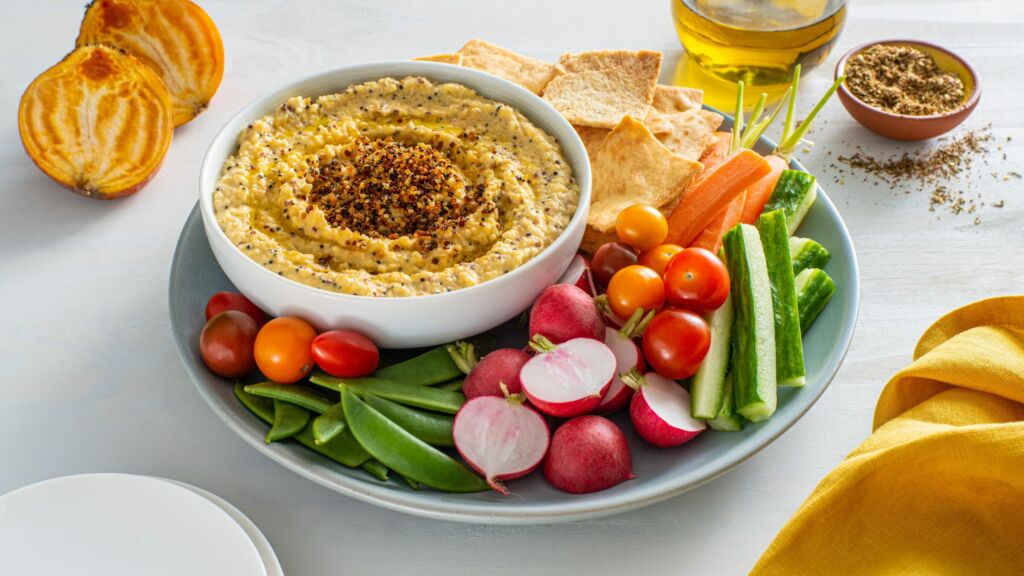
[77,0,224,126]
[18,45,174,199]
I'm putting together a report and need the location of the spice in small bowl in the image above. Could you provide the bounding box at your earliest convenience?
[835,40,980,141]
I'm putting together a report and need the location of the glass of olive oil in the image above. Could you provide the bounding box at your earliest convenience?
[672,0,847,91]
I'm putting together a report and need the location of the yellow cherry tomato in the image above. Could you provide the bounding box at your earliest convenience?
[254,317,318,384]
[606,265,666,320]
[639,243,684,276]
[615,205,668,251]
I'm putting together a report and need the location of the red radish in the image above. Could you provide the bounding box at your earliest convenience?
[529,284,605,343]
[557,254,597,296]
[598,309,653,413]
[625,370,706,448]
[543,416,634,494]
[462,348,530,399]
[520,336,616,418]
[453,389,551,495]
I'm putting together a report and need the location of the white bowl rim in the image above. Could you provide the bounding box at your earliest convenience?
[198,60,592,302]
[175,109,860,523]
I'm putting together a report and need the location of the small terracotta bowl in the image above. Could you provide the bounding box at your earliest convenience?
[835,40,980,141]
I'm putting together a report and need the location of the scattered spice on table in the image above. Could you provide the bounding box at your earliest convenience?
[844,44,966,116]
[838,127,991,185]
[832,125,1017,223]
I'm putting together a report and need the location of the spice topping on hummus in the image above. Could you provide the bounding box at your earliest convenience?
[213,76,579,297]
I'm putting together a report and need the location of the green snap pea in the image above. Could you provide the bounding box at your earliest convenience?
[340,387,487,493]
[402,475,421,490]
[435,379,465,393]
[311,375,465,414]
[311,402,347,445]
[266,400,310,443]
[361,459,391,482]
[364,394,454,447]
[236,382,274,421]
[372,346,463,386]
[235,384,370,468]
[244,382,334,414]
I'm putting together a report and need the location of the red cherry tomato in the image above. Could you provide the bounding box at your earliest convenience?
[591,242,638,287]
[641,308,711,379]
[638,243,684,276]
[205,292,268,326]
[254,317,318,384]
[311,330,380,378]
[663,248,730,313]
[199,311,258,378]
[606,265,665,319]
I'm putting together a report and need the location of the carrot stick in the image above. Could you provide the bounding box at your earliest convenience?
[681,132,736,252]
[690,191,745,252]
[665,149,772,247]
[739,155,789,224]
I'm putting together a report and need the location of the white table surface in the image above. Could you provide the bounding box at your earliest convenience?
[2,0,1021,573]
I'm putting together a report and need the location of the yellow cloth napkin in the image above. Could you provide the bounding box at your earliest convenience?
[752,296,1024,575]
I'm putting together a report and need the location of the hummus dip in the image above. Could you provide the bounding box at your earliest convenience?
[213,76,579,297]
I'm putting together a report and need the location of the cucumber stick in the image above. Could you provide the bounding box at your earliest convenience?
[790,237,831,276]
[796,268,837,333]
[763,170,817,234]
[708,372,745,432]
[691,290,734,419]
[723,224,777,422]
[758,210,806,387]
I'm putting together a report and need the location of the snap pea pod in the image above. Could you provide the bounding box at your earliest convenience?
[266,400,310,443]
[340,387,488,493]
[244,382,334,414]
[361,459,391,482]
[402,475,421,490]
[234,384,370,468]
[435,379,465,393]
[364,394,455,447]
[311,374,465,414]
[235,383,275,421]
[372,346,462,386]
[311,402,347,445]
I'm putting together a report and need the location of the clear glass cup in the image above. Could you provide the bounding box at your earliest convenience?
[672,0,848,92]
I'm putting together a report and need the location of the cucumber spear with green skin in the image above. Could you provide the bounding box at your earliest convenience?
[722,224,777,422]
[796,268,837,333]
[790,237,831,276]
[757,209,806,387]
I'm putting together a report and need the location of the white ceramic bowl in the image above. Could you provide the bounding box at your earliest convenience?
[199,62,591,348]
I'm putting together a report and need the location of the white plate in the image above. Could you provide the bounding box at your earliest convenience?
[163,479,283,576]
[0,474,267,576]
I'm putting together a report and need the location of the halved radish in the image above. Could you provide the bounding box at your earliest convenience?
[625,371,706,447]
[598,309,653,413]
[557,254,597,296]
[453,390,550,495]
[77,0,224,126]
[18,45,174,199]
[529,284,605,343]
[520,336,616,418]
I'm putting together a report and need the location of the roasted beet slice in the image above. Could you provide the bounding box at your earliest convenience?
[77,0,224,125]
[18,45,174,199]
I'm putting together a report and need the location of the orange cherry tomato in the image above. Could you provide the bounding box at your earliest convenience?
[606,265,665,319]
[615,205,668,251]
[254,317,318,384]
[638,243,684,276]
[663,248,730,314]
